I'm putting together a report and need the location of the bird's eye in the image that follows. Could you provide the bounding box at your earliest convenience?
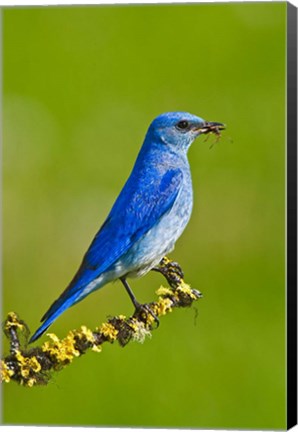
[176,120,189,130]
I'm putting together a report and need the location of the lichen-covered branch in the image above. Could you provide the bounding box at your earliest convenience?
[1,258,202,387]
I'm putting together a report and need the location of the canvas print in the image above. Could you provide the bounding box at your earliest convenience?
[1,2,297,430]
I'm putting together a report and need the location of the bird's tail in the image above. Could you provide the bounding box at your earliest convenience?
[29,261,107,343]
[29,293,81,344]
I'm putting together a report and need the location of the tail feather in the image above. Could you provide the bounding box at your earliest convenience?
[29,267,107,343]
[29,294,80,344]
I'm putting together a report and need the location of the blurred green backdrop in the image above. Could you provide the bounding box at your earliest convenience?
[2,2,286,429]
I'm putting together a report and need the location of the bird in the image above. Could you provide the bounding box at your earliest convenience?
[29,111,225,343]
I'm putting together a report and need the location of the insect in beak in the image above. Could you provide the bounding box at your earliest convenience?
[198,121,226,136]
[195,121,226,149]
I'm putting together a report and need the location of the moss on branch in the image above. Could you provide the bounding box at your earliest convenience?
[1,258,202,387]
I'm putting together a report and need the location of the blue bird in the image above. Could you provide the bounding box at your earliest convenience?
[29,112,224,343]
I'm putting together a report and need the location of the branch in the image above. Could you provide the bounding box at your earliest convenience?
[1,258,202,387]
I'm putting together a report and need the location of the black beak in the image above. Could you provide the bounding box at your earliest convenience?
[199,121,226,135]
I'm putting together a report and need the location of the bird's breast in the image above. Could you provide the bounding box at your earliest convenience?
[118,172,193,278]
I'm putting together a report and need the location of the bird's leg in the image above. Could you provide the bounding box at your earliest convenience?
[120,277,159,327]
[151,257,184,288]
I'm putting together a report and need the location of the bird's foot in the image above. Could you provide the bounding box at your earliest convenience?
[133,302,159,329]
[152,257,184,288]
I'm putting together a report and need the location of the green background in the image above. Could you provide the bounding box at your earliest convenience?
[2,3,286,429]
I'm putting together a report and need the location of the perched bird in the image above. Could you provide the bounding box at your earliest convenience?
[29,112,224,343]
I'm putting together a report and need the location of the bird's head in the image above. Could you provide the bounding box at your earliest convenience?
[148,111,225,152]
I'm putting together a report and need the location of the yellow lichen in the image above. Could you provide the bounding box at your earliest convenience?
[77,326,96,343]
[99,323,118,341]
[176,282,198,300]
[155,286,173,297]
[0,360,14,383]
[156,297,173,316]
[45,333,60,343]
[127,318,139,333]
[75,326,103,353]
[143,310,156,327]
[5,312,26,331]
[28,357,41,373]
[15,351,41,378]
[91,345,102,353]
[42,332,80,363]
[161,257,171,265]
[26,378,37,387]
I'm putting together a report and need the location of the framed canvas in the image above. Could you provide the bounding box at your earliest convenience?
[1,1,297,430]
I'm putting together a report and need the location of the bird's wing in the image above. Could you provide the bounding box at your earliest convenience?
[41,168,183,322]
[84,168,183,271]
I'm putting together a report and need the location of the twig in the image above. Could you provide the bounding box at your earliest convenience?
[1,258,202,387]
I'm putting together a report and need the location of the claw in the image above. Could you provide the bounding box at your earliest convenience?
[134,303,159,328]
[152,258,184,288]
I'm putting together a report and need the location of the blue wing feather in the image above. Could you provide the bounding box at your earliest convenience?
[83,168,183,271]
[29,168,183,342]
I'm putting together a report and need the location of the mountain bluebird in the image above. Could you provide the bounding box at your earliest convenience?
[29,111,224,343]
